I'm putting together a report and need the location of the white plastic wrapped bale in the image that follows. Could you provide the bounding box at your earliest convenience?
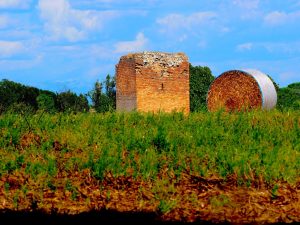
[207,69,277,112]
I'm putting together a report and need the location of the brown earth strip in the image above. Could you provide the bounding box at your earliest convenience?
[0,170,299,224]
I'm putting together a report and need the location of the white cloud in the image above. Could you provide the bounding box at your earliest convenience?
[0,0,31,9]
[0,16,9,29]
[93,0,116,2]
[236,43,253,51]
[0,38,40,59]
[157,12,217,32]
[0,55,43,71]
[264,10,300,26]
[46,43,117,62]
[237,41,300,54]
[75,0,157,5]
[198,40,207,49]
[263,42,300,54]
[230,0,262,20]
[38,0,119,42]
[0,41,24,58]
[114,32,148,53]
[178,34,187,42]
[232,0,260,9]
[220,27,230,33]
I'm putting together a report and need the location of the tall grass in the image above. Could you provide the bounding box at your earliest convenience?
[0,110,299,184]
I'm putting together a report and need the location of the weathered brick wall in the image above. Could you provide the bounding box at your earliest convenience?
[116,52,190,114]
[116,55,137,111]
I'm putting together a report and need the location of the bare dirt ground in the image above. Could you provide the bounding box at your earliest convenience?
[0,170,299,224]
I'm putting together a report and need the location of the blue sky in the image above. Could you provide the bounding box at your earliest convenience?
[0,0,300,94]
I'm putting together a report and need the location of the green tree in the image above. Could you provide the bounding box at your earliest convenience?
[287,82,300,90]
[104,74,116,110]
[22,86,40,110]
[37,93,56,113]
[0,79,90,114]
[189,64,215,112]
[88,80,102,112]
[89,75,116,113]
[57,90,89,113]
[76,94,89,112]
[0,79,40,113]
[0,79,24,112]
[277,82,300,110]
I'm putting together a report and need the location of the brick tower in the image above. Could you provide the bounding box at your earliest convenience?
[116,51,190,114]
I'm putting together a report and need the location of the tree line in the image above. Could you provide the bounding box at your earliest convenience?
[0,74,116,114]
[0,65,299,114]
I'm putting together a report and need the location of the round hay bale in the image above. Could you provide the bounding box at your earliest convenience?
[207,69,277,112]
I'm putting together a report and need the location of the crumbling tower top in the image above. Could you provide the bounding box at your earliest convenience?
[120,51,188,66]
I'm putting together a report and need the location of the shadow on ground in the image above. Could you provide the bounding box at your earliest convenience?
[0,210,298,225]
[0,210,223,225]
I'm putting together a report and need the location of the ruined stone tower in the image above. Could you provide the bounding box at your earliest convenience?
[116,51,190,114]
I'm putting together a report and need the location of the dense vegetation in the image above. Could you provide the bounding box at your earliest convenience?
[0,110,299,184]
[0,79,89,114]
[88,75,116,113]
[0,74,116,114]
[189,64,215,111]
[0,110,299,223]
[277,82,300,110]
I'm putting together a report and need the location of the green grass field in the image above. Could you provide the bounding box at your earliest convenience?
[1,110,299,183]
[0,110,299,223]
